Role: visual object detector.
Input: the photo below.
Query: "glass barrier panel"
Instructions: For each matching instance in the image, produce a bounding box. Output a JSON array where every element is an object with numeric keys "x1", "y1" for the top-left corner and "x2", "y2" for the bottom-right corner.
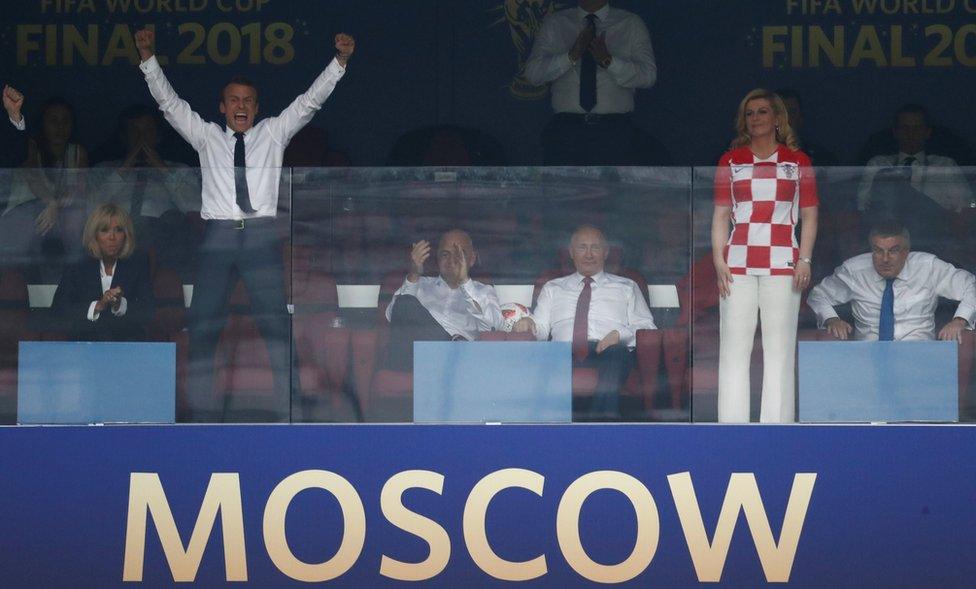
[
  {"x1": 0, "y1": 166, "x2": 293, "y2": 425},
  {"x1": 290, "y1": 166, "x2": 693, "y2": 424},
  {"x1": 691, "y1": 164, "x2": 976, "y2": 424}
]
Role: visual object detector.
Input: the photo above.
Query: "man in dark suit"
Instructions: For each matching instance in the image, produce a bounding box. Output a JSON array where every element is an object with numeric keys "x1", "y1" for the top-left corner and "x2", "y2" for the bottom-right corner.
[{"x1": 52, "y1": 204, "x2": 155, "y2": 341}]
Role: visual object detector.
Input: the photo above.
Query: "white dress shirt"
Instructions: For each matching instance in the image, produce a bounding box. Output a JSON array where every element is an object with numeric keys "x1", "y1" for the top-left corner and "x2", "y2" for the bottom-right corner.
[
  {"x1": 857, "y1": 151, "x2": 974, "y2": 212},
  {"x1": 386, "y1": 276, "x2": 504, "y2": 341},
  {"x1": 807, "y1": 251, "x2": 976, "y2": 341},
  {"x1": 9, "y1": 116, "x2": 25, "y2": 131},
  {"x1": 94, "y1": 160, "x2": 200, "y2": 217},
  {"x1": 524, "y1": 4, "x2": 656, "y2": 114},
  {"x1": 87, "y1": 260, "x2": 128, "y2": 321},
  {"x1": 532, "y1": 271, "x2": 656, "y2": 349},
  {"x1": 140, "y1": 55, "x2": 345, "y2": 220}
]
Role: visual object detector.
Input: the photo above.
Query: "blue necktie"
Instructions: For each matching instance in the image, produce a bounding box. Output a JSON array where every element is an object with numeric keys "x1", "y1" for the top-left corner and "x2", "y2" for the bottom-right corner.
[{"x1": 879, "y1": 278, "x2": 895, "y2": 341}]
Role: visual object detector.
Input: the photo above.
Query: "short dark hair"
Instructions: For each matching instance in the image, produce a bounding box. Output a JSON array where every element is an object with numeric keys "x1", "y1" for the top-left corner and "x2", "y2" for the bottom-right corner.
[
  {"x1": 893, "y1": 103, "x2": 930, "y2": 127},
  {"x1": 221, "y1": 76, "x2": 259, "y2": 103},
  {"x1": 869, "y1": 218, "x2": 911, "y2": 245},
  {"x1": 775, "y1": 87, "x2": 802, "y2": 110}
]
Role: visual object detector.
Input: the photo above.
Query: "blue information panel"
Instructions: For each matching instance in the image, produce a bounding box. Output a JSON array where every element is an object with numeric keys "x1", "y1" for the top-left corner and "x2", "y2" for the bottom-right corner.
[
  {"x1": 0, "y1": 424, "x2": 974, "y2": 587},
  {"x1": 18, "y1": 341, "x2": 176, "y2": 424},
  {"x1": 798, "y1": 341, "x2": 958, "y2": 422},
  {"x1": 413, "y1": 341, "x2": 571, "y2": 423}
]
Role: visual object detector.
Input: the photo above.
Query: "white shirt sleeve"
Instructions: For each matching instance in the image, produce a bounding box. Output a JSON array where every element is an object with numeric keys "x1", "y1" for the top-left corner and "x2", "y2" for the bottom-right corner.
[
  {"x1": 605, "y1": 18, "x2": 657, "y2": 89},
  {"x1": 808, "y1": 266, "x2": 855, "y2": 328},
  {"x1": 140, "y1": 56, "x2": 212, "y2": 151},
  {"x1": 524, "y1": 16, "x2": 575, "y2": 86},
  {"x1": 87, "y1": 301, "x2": 100, "y2": 322},
  {"x1": 385, "y1": 278, "x2": 420, "y2": 322},
  {"x1": 618, "y1": 280, "x2": 656, "y2": 347},
  {"x1": 462, "y1": 281, "x2": 504, "y2": 332},
  {"x1": 931, "y1": 259, "x2": 976, "y2": 327},
  {"x1": 9, "y1": 116, "x2": 25, "y2": 131},
  {"x1": 265, "y1": 59, "x2": 346, "y2": 146},
  {"x1": 531, "y1": 283, "x2": 554, "y2": 341},
  {"x1": 113, "y1": 297, "x2": 128, "y2": 317}
]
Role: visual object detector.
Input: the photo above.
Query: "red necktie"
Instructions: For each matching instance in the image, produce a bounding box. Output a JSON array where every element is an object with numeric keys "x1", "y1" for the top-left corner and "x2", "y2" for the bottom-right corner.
[{"x1": 573, "y1": 277, "x2": 593, "y2": 362}]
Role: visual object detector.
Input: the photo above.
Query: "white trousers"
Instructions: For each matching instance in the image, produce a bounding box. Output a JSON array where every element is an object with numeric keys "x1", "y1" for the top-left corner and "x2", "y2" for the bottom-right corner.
[{"x1": 718, "y1": 275, "x2": 800, "y2": 423}]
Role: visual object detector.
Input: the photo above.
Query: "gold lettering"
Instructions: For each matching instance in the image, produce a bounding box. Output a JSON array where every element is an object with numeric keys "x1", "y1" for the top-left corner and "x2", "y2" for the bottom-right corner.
[
  {"x1": 849, "y1": 25, "x2": 888, "y2": 66},
  {"x1": 122, "y1": 473, "x2": 247, "y2": 582},
  {"x1": 379, "y1": 470, "x2": 451, "y2": 582},
  {"x1": 556, "y1": 471, "x2": 659, "y2": 584},
  {"x1": 809, "y1": 26, "x2": 844, "y2": 67},
  {"x1": 890, "y1": 25, "x2": 917, "y2": 66},
  {"x1": 668, "y1": 472, "x2": 816, "y2": 583},
  {"x1": 763, "y1": 26, "x2": 788, "y2": 68},
  {"x1": 16, "y1": 25, "x2": 42, "y2": 66},
  {"x1": 62, "y1": 24, "x2": 97, "y2": 66},
  {"x1": 463, "y1": 468, "x2": 547, "y2": 582},
  {"x1": 262, "y1": 470, "x2": 366, "y2": 583}
]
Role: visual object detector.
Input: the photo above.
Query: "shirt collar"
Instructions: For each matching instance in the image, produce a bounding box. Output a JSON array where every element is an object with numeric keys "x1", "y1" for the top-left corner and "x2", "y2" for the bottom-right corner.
[
  {"x1": 897, "y1": 151, "x2": 924, "y2": 163},
  {"x1": 99, "y1": 259, "x2": 116, "y2": 279},
  {"x1": 574, "y1": 270, "x2": 606, "y2": 286},
  {"x1": 225, "y1": 126, "x2": 250, "y2": 138},
  {"x1": 577, "y1": 3, "x2": 610, "y2": 21}
]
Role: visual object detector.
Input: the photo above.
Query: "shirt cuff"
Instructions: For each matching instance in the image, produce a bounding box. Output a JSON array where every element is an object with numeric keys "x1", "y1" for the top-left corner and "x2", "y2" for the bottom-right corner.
[
  {"x1": 139, "y1": 55, "x2": 160, "y2": 74},
  {"x1": 88, "y1": 301, "x2": 100, "y2": 322},
  {"x1": 953, "y1": 304, "x2": 976, "y2": 329},
  {"x1": 617, "y1": 327, "x2": 636, "y2": 349},
  {"x1": 112, "y1": 297, "x2": 128, "y2": 317},
  {"x1": 816, "y1": 309, "x2": 840, "y2": 330},
  {"x1": 9, "y1": 116, "x2": 25, "y2": 131},
  {"x1": 327, "y1": 57, "x2": 347, "y2": 77},
  {"x1": 398, "y1": 279, "x2": 419, "y2": 297}
]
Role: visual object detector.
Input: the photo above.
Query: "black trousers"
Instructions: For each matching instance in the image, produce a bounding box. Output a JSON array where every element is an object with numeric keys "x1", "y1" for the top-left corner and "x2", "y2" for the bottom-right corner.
[
  {"x1": 575, "y1": 341, "x2": 634, "y2": 418},
  {"x1": 386, "y1": 295, "x2": 453, "y2": 372},
  {"x1": 542, "y1": 113, "x2": 634, "y2": 166},
  {"x1": 186, "y1": 218, "x2": 290, "y2": 419}
]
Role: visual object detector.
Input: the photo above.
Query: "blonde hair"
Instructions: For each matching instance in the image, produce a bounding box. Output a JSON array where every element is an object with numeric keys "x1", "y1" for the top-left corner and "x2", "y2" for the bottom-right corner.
[
  {"x1": 730, "y1": 88, "x2": 799, "y2": 151},
  {"x1": 82, "y1": 203, "x2": 136, "y2": 260}
]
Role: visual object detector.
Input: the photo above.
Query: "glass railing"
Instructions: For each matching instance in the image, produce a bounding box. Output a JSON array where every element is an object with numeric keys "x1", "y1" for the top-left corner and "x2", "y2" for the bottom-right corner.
[{"x1": 1, "y1": 165, "x2": 973, "y2": 424}]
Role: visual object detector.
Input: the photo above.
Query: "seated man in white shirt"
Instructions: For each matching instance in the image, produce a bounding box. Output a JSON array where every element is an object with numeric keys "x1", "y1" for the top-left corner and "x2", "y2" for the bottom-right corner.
[
  {"x1": 385, "y1": 229, "x2": 503, "y2": 371},
  {"x1": 857, "y1": 104, "x2": 973, "y2": 213},
  {"x1": 807, "y1": 219, "x2": 976, "y2": 342},
  {"x1": 514, "y1": 225, "x2": 656, "y2": 418}
]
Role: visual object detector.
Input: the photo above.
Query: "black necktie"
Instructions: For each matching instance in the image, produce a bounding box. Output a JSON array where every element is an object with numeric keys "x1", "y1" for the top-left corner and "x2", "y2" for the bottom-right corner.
[
  {"x1": 131, "y1": 166, "x2": 148, "y2": 218},
  {"x1": 234, "y1": 132, "x2": 255, "y2": 213},
  {"x1": 579, "y1": 14, "x2": 597, "y2": 113}
]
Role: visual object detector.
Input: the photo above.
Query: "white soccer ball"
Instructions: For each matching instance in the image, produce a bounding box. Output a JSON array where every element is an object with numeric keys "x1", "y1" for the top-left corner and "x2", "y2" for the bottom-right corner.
[{"x1": 500, "y1": 302, "x2": 531, "y2": 332}]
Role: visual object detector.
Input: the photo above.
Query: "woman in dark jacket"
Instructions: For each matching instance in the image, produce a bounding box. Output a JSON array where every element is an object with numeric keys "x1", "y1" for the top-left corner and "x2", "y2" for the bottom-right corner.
[{"x1": 52, "y1": 203, "x2": 154, "y2": 341}]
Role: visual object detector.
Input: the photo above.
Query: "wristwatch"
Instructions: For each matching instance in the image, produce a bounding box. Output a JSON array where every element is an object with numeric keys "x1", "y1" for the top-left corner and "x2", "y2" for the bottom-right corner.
[
  {"x1": 798, "y1": 257, "x2": 812, "y2": 265},
  {"x1": 600, "y1": 56, "x2": 612, "y2": 68}
]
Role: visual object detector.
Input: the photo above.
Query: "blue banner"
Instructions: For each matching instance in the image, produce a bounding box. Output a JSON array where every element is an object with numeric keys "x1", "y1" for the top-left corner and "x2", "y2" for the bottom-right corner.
[
  {"x1": 1, "y1": 424, "x2": 974, "y2": 587},
  {"x1": 3, "y1": 1, "x2": 975, "y2": 165}
]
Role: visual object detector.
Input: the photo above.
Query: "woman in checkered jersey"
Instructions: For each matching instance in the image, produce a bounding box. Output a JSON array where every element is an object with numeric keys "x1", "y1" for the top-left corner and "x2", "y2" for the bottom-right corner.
[{"x1": 711, "y1": 88, "x2": 819, "y2": 423}]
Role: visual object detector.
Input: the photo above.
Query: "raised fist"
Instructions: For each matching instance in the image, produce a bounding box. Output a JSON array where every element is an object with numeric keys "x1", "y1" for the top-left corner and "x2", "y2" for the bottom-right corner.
[
  {"x1": 334, "y1": 33, "x2": 355, "y2": 65},
  {"x1": 135, "y1": 29, "x2": 155, "y2": 60}
]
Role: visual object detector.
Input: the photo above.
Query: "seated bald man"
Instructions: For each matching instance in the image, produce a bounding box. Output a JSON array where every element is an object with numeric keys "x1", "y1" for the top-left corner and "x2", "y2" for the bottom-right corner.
[
  {"x1": 807, "y1": 219, "x2": 976, "y2": 342},
  {"x1": 515, "y1": 225, "x2": 656, "y2": 418},
  {"x1": 385, "y1": 229, "x2": 504, "y2": 371}
]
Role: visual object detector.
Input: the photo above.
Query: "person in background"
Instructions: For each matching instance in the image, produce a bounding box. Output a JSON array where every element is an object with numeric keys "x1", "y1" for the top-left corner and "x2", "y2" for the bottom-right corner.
[
  {"x1": 857, "y1": 104, "x2": 973, "y2": 214},
  {"x1": 525, "y1": 0, "x2": 656, "y2": 165},
  {"x1": 1, "y1": 97, "x2": 89, "y2": 267},
  {"x1": 712, "y1": 88, "x2": 819, "y2": 424},
  {"x1": 94, "y1": 104, "x2": 198, "y2": 267}
]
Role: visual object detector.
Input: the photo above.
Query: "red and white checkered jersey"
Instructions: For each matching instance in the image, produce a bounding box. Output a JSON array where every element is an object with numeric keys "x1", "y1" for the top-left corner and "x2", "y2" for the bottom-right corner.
[{"x1": 714, "y1": 145, "x2": 819, "y2": 276}]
